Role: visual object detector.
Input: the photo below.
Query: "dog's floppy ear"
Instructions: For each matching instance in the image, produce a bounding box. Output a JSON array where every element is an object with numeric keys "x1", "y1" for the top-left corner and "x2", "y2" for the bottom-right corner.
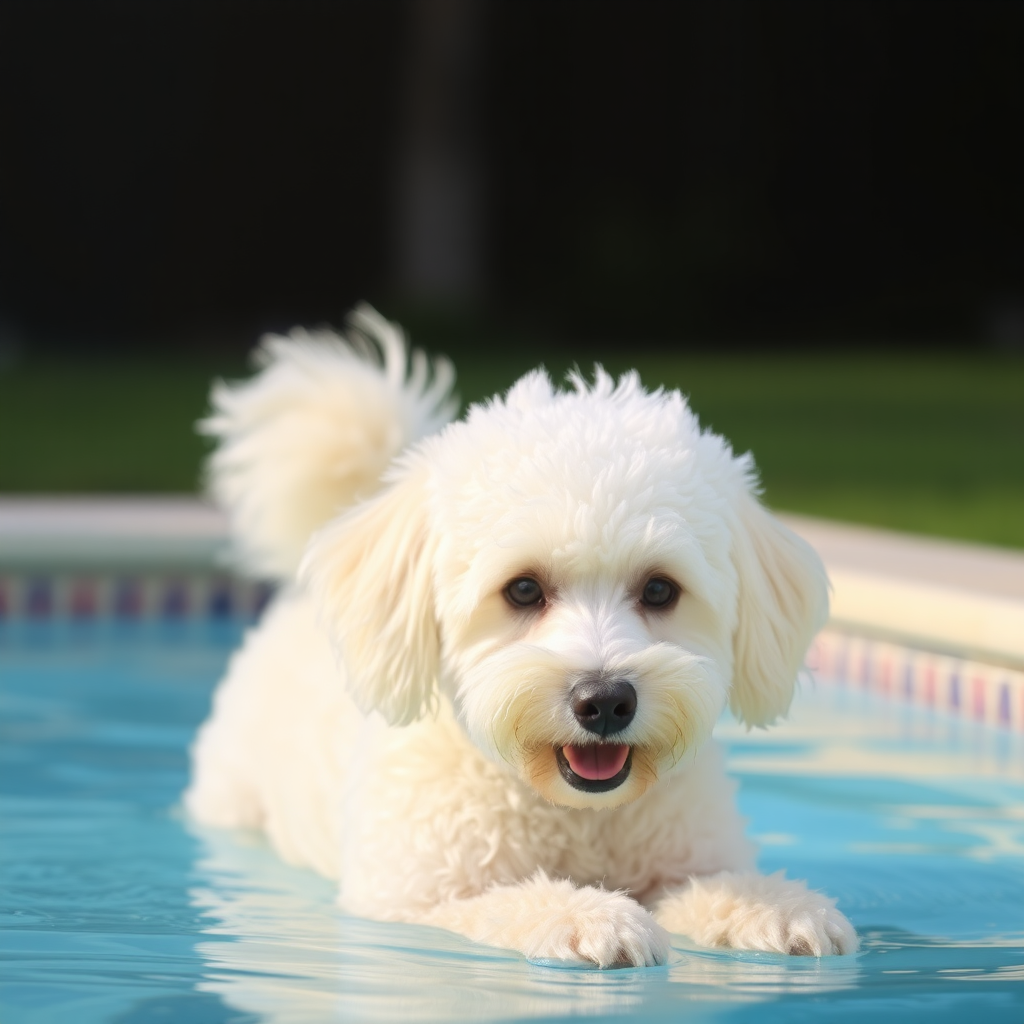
[
  {"x1": 729, "y1": 487, "x2": 829, "y2": 727},
  {"x1": 300, "y1": 461, "x2": 439, "y2": 726}
]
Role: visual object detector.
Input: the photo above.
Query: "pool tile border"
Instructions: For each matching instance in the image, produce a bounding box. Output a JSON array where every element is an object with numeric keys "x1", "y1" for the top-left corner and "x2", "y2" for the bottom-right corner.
[
  {"x1": 809, "y1": 628, "x2": 1024, "y2": 733},
  {"x1": 3, "y1": 571, "x2": 1022, "y2": 733},
  {"x1": 0, "y1": 570, "x2": 273, "y2": 622}
]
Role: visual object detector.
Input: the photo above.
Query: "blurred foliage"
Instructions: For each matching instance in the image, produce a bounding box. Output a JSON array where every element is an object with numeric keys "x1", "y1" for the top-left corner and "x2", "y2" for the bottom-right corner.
[
  {"x1": 1, "y1": 347, "x2": 1021, "y2": 549},
  {"x1": 0, "y1": 355, "x2": 247, "y2": 493}
]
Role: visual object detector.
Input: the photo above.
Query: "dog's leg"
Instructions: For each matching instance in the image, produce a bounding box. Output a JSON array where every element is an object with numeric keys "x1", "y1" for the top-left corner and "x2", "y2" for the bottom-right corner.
[
  {"x1": 652, "y1": 871, "x2": 858, "y2": 956},
  {"x1": 420, "y1": 871, "x2": 669, "y2": 968}
]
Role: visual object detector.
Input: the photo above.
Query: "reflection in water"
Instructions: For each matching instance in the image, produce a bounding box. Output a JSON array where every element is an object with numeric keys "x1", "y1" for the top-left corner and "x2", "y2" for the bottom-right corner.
[
  {"x1": 187, "y1": 823, "x2": 860, "y2": 1023},
  {"x1": 666, "y1": 945, "x2": 861, "y2": 999},
  {"x1": 717, "y1": 683, "x2": 1024, "y2": 784}
]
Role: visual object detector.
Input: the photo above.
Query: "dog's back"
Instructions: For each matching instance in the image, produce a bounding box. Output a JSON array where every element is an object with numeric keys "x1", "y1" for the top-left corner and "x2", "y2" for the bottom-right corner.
[{"x1": 202, "y1": 305, "x2": 457, "y2": 580}]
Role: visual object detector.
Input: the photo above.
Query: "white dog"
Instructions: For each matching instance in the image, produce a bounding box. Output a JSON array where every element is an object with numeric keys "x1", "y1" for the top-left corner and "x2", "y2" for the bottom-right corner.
[{"x1": 185, "y1": 306, "x2": 858, "y2": 967}]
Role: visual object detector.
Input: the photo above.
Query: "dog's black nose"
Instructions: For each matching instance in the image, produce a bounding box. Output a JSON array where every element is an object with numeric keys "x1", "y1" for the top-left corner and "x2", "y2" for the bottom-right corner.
[{"x1": 569, "y1": 678, "x2": 637, "y2": 736}]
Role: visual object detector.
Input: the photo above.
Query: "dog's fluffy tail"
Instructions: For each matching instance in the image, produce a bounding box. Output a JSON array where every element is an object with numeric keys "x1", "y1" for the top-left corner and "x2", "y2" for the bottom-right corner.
[{"x1": 201, "y1": 304, "x2": 457, "y2": 580}]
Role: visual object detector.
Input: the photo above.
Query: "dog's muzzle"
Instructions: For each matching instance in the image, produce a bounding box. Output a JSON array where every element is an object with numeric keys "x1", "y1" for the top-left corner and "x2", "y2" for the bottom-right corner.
[{"x1": 558, "y1": 677, "x2": 636, "y2": 791}]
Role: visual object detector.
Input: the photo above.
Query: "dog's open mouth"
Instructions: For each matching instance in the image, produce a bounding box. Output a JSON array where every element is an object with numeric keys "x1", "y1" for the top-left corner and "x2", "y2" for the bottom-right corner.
[{"x1": 556, "y1": 743, "x2": 632, "y2": 792}]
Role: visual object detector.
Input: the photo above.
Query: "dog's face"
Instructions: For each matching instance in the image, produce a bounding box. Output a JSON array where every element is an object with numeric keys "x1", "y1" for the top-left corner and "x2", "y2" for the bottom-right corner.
[{"x1": 304, "y1": 370, "x2": 828, "y2": 810}]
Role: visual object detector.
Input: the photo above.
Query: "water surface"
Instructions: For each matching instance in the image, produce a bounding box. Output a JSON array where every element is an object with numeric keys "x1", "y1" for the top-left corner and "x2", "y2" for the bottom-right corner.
[{"x1": 1, "y1": 620, "x2": 1022, "y2": 1022}]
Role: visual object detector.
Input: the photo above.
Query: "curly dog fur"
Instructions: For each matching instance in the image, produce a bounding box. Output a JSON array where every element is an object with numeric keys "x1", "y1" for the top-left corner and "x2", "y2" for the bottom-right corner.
[{"x1": 185, "y1": 306, "x2": 857, "y2": 966}]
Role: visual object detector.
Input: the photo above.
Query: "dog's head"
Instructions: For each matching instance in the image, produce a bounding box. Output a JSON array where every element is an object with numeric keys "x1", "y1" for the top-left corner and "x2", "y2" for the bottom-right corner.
[{"x1": 303, "y1": 369, "x2": 828, "y2": 809}]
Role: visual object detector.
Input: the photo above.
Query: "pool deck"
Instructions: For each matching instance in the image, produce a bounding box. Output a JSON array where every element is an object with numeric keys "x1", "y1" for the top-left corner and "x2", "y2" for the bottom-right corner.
[
  {"x1": 1, "y1": 496, "x2": 1023, "y2": 670},
  {"x1": 0, "y1": 496, "x2": 227, "y2": 568},
  {"x1": 782, "y1": 513, "x2": 1024, "y2": 669}
]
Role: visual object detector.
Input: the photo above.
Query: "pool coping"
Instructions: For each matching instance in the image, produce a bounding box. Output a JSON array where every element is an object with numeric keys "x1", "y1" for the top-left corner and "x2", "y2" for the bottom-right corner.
[
  {"x1": 0, "y1": 496, "x2": 229, "y2": 569},
  {"x1": 781, "y1": 513, "x2": 1024, "y2": 672}
]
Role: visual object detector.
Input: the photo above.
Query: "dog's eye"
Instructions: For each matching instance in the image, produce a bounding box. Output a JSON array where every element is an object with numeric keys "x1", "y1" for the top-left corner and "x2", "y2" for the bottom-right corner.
[
  {"x1": 641, "y1": 577, "x2": 677, "y2": 608},
  {"x1": 505, "y1": 577, "x2": 544, "y2": 608}
]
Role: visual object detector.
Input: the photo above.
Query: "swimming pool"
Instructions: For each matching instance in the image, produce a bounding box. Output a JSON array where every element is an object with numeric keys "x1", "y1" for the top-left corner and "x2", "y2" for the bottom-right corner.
[{"x1": 1, "y1": 618, "x2": 1022, "y2": 1023}]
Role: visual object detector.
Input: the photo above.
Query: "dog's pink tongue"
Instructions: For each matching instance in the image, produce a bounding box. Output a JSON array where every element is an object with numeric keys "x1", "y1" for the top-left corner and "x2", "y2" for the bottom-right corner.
[{"x1": 563, "y1": 744, "x2": 629, "y2": 780}]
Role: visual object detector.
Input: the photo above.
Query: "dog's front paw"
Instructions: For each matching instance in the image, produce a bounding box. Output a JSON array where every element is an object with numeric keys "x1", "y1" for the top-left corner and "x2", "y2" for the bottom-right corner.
[
  {"x1": 426, "y1": 874, "x2": 669, "y2": 968},
  {"x1": 654, "y1": 871, "x2": 858, "y2": 956},
  {"x1": 531, "y1": 883, "x2": 670, "y2": 968}
]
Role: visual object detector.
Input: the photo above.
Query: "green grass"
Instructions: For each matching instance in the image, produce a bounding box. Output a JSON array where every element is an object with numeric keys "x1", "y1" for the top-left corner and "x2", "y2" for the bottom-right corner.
[
  {"x1": 0, "y1": 355, "x2": 248, "y2": 493},
  {"x1": 2, "y1": 347, "x2": 1022, "y2": 549}
]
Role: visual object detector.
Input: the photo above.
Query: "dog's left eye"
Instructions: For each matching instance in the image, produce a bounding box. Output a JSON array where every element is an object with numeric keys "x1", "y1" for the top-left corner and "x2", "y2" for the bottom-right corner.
[
  {"x1": 505, "y1": 577, "x2": 544, "y2": 607},
  {"x1": 641, "y1": 577, "x2": 677, "y2": 608}
]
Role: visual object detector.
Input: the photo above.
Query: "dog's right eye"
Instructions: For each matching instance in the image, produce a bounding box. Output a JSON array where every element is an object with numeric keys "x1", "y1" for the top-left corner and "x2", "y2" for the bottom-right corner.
[{"x1": 505, "y1": 577, "x2": 544, "y2": 608}]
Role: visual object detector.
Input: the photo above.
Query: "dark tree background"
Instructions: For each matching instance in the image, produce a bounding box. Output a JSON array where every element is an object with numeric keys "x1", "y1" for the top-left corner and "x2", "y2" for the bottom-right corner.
[{"x1": 1, "y1": 0, "x2": 1022, "y2": 353}]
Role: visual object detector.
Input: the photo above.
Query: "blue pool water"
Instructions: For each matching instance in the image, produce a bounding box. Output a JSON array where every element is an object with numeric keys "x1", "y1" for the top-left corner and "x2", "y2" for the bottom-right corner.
[{"x1": 1, "y1": 620, "x2": 1022, "y2": 1023}]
